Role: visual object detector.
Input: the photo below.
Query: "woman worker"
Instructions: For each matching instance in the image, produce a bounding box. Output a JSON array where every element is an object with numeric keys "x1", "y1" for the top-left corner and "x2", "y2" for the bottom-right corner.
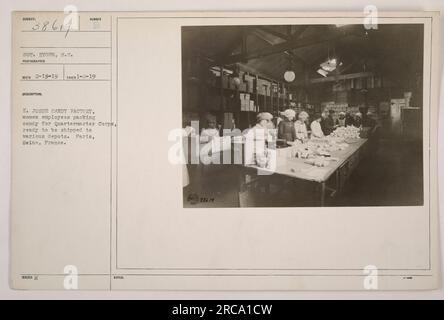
[
  {"x1": 277, "y1": 109, "x2": 296, "y2": 142},
  {"x1": 320, "y1": 110, "x2": 334, "y2": 136},
  {"x1": 200, "y1": 113, "x2": 220, "y2": 143},
  {"x1": 253, "y1": 112, "x2": 274, "y2": 132},
  {"x1": 244, "y1": 112, "x2": 274, "y2": 167},
  {"x1": 353, "y1": 112, "x2": 363, "y2": 128},
  {"x1": 336, "y1": 112, "x2": 346, "y2": 127},
  {"x1": 345, "y1": 112, "x2": 355, "y2": 126},
  {"x1": 294, "y1": 111, "x2": 309, "y2": 142},
  {"x1": 310, "y1": 112, "x2": 324, "y2": 138}
]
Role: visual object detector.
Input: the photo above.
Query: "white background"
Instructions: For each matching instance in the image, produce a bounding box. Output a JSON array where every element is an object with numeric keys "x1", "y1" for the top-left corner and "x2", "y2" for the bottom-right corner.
[{"x1": 0, "y1": 0, "x2": 443, "y2": 299}]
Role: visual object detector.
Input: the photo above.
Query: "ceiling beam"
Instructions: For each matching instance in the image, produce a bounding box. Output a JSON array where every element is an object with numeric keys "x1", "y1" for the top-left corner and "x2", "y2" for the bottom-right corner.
[
  {"x1": 309, "y1": 71, "x2": 374, "y2": 84},
  {"x1": 221, "y1": 29, "x2": 357, "y2": 65},
  {"x1": 284, "y1": 26, "x2": 309, "y2": 67},
  {"x1": 249, "y1": 29, "x2": 306, "y2": 67}
]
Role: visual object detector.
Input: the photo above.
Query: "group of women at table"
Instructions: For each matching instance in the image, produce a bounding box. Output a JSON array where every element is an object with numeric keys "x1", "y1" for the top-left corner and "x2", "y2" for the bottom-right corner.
[
  {"x1": 191, "y1": 107, "x2": 374, "y2": 145},
  {"x1": 276, "y1": 108, "x2": 362, "y2": 143},
  {"x1": 182, "y1": 108, "x2": 374, "y2": 186}
]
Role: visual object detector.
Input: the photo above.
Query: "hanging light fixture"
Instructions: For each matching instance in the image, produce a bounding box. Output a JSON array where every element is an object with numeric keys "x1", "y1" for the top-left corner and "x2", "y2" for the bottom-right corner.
[
  {"x1": 320, "y1": 58, "x2": 338, "y2": 72},
  {"x1": 316, "y1": 46, "x2": 340, "y2": 76},
  {"x1": 317, "y1": 68, "x2": 328, "y2": 77},
  {"x1": 284, "y1": 55, "x2": 296, "y2": 82},
  {"x1": 284, "y1": 70, "x2": 296, "y2": 82}
]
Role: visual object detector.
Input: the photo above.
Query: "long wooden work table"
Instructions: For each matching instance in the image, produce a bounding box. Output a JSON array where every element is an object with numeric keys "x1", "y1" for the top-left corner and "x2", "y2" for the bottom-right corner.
[
  {"x1": 184, "y1": 136, "x2": 368, "y2": 207},
  {"x1": 241, "y1": 138, "x2": 368, "y2": 206}
]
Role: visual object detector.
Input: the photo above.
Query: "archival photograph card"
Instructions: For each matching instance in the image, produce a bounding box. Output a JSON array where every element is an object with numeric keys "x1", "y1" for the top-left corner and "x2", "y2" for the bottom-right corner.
[{"x1": 10, "y1": 11, "x2": 440, "y2": 290}]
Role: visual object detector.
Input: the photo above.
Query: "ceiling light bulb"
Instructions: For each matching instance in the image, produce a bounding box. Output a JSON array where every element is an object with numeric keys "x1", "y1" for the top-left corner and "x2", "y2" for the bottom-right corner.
[{"x1": 284, "y1": 70, "x2": 296, "y2": 82}]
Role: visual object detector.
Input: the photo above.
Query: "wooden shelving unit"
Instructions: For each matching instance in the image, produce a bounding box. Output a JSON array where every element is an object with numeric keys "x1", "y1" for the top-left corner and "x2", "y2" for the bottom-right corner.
[{"x1": 183, "y1": 56, "x2": 293, "y2": 130}]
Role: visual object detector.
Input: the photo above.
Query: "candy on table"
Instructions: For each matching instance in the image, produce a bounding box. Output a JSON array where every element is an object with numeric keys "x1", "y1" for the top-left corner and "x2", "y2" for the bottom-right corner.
[
  {"x1": 329, "y1": 125, "x2": 360, "y2": 139},
  {"x1": 306, "y1": 156, "x2": 330, "y2": 167}
]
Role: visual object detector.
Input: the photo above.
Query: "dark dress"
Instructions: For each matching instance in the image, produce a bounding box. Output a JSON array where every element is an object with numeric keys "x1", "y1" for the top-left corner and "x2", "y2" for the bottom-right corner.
[
  {"x1": 278, "y1": 119, "x2": 296, "y2": 142},
  {"x1": 345, "y1": 115, "x2": 354, "y2": 127},
  {"x1": 354, "y1": 118, "x2": 362, "y2": 128},
  {"x1": 320, "y1": 117, "x2": 335, "y2": 136}
]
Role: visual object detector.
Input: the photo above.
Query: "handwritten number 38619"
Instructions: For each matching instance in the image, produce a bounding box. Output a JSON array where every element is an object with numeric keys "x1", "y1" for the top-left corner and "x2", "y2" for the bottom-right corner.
[{"x1": 31, "y1": 19, "x2": 72, "y2": 38}]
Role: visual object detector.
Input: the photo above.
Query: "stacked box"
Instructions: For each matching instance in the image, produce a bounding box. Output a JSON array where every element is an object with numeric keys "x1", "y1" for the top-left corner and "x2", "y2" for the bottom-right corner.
[
  {"x1": 240, "y1": 93, "x2": 251, "y2": 111},
  {"x1": 247, "y1": 77, "x2": 255, "y2": 93},
  {"x1": 249, "y1": 100, "x2": 255, "y2": 111},
  {"x1": 240, "y1": 93, "x2": 246, "y2": 111},
  {"x1": 256, "y1": 79, "x2": 263, "y2": 94}
]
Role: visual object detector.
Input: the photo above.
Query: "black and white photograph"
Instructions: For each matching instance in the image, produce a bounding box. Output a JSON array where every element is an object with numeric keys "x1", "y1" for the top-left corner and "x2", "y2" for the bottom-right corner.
[
  {"x1": 182, "y1": 23, "x2": 424, "y2": 208},
  {"x1": 6, "y1": 7, "x2": 441, "y2": 295}
]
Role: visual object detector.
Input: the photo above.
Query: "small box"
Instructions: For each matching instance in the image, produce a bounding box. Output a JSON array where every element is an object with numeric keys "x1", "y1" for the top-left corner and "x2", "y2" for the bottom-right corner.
[
  {"x1": 249, "y1": 100, "x2": 255, "y2": 111},
  {"x1": 248, "y1": 79, "x2": 255, "y2": 93},
  {"x1": 240, "y1": 100, "x2": 247, "y2": 111}
]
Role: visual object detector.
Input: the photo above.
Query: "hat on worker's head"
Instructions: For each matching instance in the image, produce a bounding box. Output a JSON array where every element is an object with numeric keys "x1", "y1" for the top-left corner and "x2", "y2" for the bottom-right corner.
[
  {"x1": 257, "y1": 112, "x2": 273, "y2": 122},
  {"x1": 298, "y1": 111, "x2": 309, "y2": 120},
  {"x1": 281, "y1": 109, "x2": 296, "y2": 120}
]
